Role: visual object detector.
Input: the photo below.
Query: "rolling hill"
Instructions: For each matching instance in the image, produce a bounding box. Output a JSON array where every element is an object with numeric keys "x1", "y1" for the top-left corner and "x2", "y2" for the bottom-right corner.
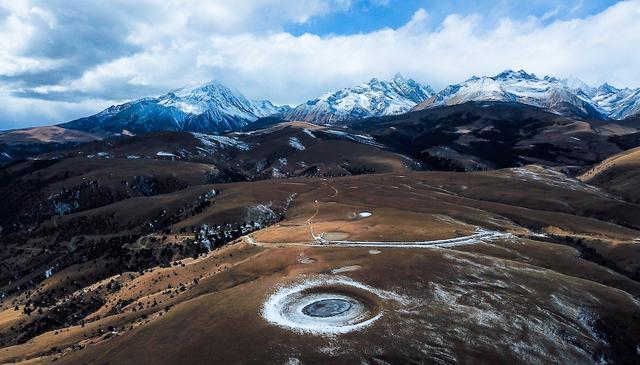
[{"x1": 579, "y1": 146, "x2": 640, "y2": 203}]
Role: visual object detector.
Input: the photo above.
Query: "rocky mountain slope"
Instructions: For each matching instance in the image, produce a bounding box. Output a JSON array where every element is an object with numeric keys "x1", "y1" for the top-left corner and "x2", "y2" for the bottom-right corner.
[
  {"x1": 588, "y1": 83, "x2": 640, "y2": 120},
  {"x1": 61, "y1": 81, "x2": 290, "y2": 135},
  {"x1": 280, "y1": 74, "x2": 434, "y2": 124},
  {"x1": 351, "y1": 101, "x2": 640, "y2": 171},
  {"x1": 413, "y1": 70, "x2": 640, "y2": 120}
]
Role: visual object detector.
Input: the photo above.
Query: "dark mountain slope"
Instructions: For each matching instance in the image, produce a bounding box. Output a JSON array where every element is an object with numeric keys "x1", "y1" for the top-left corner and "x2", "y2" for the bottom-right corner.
[{"x1": 348, "y1": 101, "x2": 640, "y2": 171}]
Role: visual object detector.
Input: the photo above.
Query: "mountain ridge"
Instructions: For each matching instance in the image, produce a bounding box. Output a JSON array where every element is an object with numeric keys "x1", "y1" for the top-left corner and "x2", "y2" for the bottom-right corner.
[
  {"x1": 60, "y1": 81, "x2": 289, "y2": 135},
  {"x1": 412, "y1": 70, "x2": 620, "y2": 120},
  {"x1": 58, "y1": 70, "x2": 640, "y2": 136},
  {"x1": 281, "y1": 73, "x2": 434, "y2": 124}
]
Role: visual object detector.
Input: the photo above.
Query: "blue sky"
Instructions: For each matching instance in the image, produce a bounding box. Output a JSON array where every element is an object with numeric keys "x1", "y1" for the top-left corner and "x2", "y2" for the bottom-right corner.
[
  {"x1": 286, "y1": 1, "x2": 618, "y2": 36},
  {"x1": 0, "y1": 0, "x2": 637, "y2": 129}
]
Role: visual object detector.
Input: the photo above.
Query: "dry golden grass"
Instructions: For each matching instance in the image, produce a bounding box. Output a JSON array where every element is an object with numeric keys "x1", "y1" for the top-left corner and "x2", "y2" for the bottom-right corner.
[{"x1": 3, "y1": 168, "x2": 640, "y2": 364}]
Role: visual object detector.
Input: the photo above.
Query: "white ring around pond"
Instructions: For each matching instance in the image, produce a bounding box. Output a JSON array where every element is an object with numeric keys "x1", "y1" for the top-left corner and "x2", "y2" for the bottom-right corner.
[{"x1": 262, "y1": 277, "x2": 396, "y2": 335}]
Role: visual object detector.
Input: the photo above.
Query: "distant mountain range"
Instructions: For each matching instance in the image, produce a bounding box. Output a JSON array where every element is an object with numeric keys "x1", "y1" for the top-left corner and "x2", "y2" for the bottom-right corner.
[
  {"x1": 58, "y1": 70, "x2": 640, "y2": 135},
  {"x1": 413, "y1": 70, "x2": 640, "y2": 120}
]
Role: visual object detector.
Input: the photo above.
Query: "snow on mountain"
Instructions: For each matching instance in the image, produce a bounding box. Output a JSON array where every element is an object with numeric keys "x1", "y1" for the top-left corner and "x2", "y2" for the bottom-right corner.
[
  {"x1": 282, "y1": 74, "x2": 434, "y2": 124},
  {"x1": 62, "y1": 81, "x2": 289, "y2": 134},
  {"x1": 589, "y1": 83, "x2": 627, "y2": 112},
  {"x1": 414, "y1": 70, "x2": 606, "y2": 119},
  {"x1": 612, "y1": 89, "x2": 640, "y2": 120},
  {"x1": 60, "y1": 72, "x2": 640, "y2": 135},
  {"x1": 588, "y1": 84, "x2": 640, "y2": 120},
  {"x1": 192, "y1": 132, "x2": 251, "y2": 152},
  {"x1": 252, "y1": 99, "x2": 292, "y2": 117}
]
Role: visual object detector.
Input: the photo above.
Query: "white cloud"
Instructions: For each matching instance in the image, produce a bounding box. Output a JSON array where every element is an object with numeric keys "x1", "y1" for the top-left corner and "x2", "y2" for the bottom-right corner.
[
  {"x1": 151, "y1": 1, "x2": 640, "y2": 103},
  {"x1": 0, "y1": 93, "x2": 111, "y2": 130},
  {"x1": 0, "y1": 0, "x2": 639, "y2": 127}
]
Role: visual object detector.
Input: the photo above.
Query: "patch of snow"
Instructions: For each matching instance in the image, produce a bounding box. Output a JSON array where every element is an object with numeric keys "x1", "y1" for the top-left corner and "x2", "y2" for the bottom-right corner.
[
  {"x1": 192, "y1": 132, "x2": 251, "y2": 153},
  {"x1": 246, "y1": 203, "x2": 278, "y2": 224},
  {"x1": 86, "y1": 152, "x2": 108, "y2": 159},
  {"x1": 156, "y1": 151, "x2": 176, "y2": 157},
  {"x1": 322, "y1": 129, "x2": 384, "y2": 148},
  {"x1": 289, "y1": 137, "x2": 305, "y2": 151},
  {"x1": 54, "y1": 202, "x2": 74, "y2": 215},
  {"x1": 44, "y1": 267, "x2": 54, "y2": 278},
  {"x1": 529, "y1": 232, "x2": 549, "y2": 238},
  {"x1": 271, "y1": 168, "x2": 286, "y2": 178},
  {"x1": 297, "y1": 254, "x2": 315, "y2": 264},
  {"x1": 550, "y1": 294, "x2": 608, "y2": 346},
  {"x1": 331, "y1": 265, "x2": 361, "y2": 274},
  {"x1": 512, "y1": 166, "x2": 606, "y2": 196},
  {"x1": 303, "y1": 128, "x2": 316, "y2": 138}
]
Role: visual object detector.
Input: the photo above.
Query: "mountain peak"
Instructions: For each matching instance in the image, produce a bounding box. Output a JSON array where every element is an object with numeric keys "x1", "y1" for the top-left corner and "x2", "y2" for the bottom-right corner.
[
  {"x1": 419, "y1": 70, "x2": 607, "y2": 120},
  {"x1": 169, "y1": 80, "x2": 239, "y2": 98},
  {"x1": 561, "y1": 76, "x2": 592, "y2": 93},
  {"x1": 494, "y1": 69, "x2": 537, "y2": 81},
  {"x1": 597, "y1": 82, "x2": 619, "y2": 93},
  {"x1": 393, "y1": 73, "x2": 407, "y2": 83},
  {"x1": 62, "y1": 79, "x2": 280, "y2": 134},
  {"x1": 282, "y1": 75, "x2": 434, "y2": 124}
]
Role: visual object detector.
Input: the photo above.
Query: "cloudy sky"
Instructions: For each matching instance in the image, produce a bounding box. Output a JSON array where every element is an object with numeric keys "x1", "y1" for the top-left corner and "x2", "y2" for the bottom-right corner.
[{"x1": 1, "y1": 0, "x2": 638, "y2": 129}]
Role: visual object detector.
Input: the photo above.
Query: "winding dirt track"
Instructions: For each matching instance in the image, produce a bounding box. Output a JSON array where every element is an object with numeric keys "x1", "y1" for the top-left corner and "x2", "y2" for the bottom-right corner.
[
  {"x1": 249, "y1": 181, "x2": 514, "y2": 250},
  {"x1": 314, "y1": 228, "x2": 513, "y2": 248}
]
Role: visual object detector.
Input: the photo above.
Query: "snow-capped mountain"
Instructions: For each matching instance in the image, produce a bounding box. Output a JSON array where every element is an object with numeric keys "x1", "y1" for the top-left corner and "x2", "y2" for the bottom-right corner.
[
  {"x1": 587, "y1": 84, "x2": 640, "y2": 120},
  {"x1": 62, "y1": 81, "x2": 290, "y2": 134},
  {"x1": 413, "y1": 70, "x2": 606, "y2": 119},
  {"x1": 282, "y1": 74, "x2": 434, "y2": 124},
  {"x1": 60, "y1": 72, "x2": 640, "y2": 136}
]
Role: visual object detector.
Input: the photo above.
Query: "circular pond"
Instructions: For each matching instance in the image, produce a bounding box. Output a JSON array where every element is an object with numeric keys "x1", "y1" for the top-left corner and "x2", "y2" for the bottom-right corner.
[
  {"x1": 302, "y1": 298, "x2": 354, "y2": 317},
  {"x1": 262, "y1": 278, "x2": 384, "y2": 335}
]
